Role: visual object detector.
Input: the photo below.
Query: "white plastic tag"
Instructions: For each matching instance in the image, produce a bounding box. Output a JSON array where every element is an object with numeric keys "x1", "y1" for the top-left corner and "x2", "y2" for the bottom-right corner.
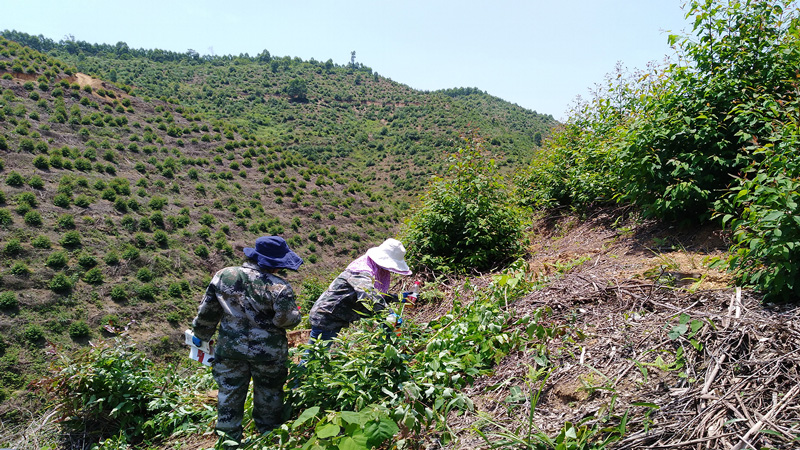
[{"x1": 184, "y1": 329, "x2": 215, "y2": 366}]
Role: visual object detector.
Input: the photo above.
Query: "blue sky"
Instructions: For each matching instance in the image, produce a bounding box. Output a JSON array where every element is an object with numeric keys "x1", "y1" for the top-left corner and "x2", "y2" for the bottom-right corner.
[{"x1": 1, "y1": 0, "x2": 690, "y2": 120}]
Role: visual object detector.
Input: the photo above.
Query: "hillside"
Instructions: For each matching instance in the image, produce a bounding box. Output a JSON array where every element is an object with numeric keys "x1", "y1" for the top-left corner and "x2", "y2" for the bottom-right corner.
[
  {"x1": 0, "y1": 34, "x2": 555, "y2": 428},
  {"x1": 443, "y1": 209, "x2": 799, "y2": 449},
  {"x1": 6, "y1": 207, "x2": 798, "y2": 450},
  {"x1": 1, "y1": 30, "x2": 554, "y2": 176},
  {"x1": 5, "y1": 5, "x2": 798, "y2": 447}
]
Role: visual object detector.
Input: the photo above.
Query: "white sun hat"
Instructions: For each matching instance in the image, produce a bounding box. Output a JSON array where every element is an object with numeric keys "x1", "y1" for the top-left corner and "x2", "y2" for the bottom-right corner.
[{"x1": 366, "y1": 238, "x2": 412, "y2": 275}]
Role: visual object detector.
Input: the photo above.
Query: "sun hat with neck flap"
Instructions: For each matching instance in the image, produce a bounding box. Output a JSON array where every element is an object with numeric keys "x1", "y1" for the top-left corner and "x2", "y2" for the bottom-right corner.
[
  {"x1": 366, "y1": 238, "x2": 412, "y2": 275},
  {"x1": 244, "y1": 236, "x2": 303, "y2": 271}
]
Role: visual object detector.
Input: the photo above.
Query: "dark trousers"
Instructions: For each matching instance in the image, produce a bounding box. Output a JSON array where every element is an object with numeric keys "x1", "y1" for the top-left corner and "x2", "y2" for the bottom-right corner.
[
  {"x1": 212, "y1": 357, "x2": 288, "y2": 442},
  {"x1": 308, "y1": 326, "x2": 340, "y2": 344}
]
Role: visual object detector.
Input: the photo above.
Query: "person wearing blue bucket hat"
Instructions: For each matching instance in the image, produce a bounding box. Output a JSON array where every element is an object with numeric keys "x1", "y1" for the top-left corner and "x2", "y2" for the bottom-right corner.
[{"x1": 191, "y1": 236, "x2": 302, "y2": 445}]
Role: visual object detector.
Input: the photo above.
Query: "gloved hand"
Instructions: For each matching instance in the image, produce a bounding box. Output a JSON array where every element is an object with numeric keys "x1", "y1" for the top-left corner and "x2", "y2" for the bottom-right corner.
[{"x1": 192, "y1": 336, "x2": 202, "y2": 347}]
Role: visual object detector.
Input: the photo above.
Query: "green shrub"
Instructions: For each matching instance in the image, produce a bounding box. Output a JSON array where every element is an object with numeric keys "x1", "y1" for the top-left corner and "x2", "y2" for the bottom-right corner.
[
  {"x1": 298, "y1": 277, "x2": 327, "y2": 314},
  {"x1": 60, "y1": 230, "x2": 82, "y2": 247},
  {"x1": 149, "y1": 211, "x2": 164, "y2": 229},
  {"x1": 9, "y1": 262, "x2": 30, "y2": 276},
  {"x1": 23, "y1": 324, "x2": 44, "y2": 342},
  {"x1": 83, "y1": 267, "x2": 104, "y2": 285},
  {"x1": 101, "y1": 188, "x2": 116, "y2": 201},
  {"x1": 196, "y1": 226, "x2": 211, "y2": 240},
  {"x1": 23, "y1": 210, "x2": 42, "y2": 226},
  {"x1": 6, "y1": 171, "x2": 25, "y2": 187},
  {"x1": 120, "y1": 215, "x2": 137, "y2": 232},
  {"x1": 0, "y1": 208, "x2": 11, "y2": 227},
  {"x1": 121, "y1": 245, "x2": 140, "y2": 260},
  {"x1": 77, "y1": 252, "x2": 98, "y2": 268},
  {"x1": 3, "y1": 238, "x2": 22, "y2": 256},
  {"x1": 136, "y1": 267, "x2": 154, "y2": 282},
  {"x1": 49, "y1": 153, "x2": 63, "y2": 169},
  {"x1": 113, "y1": 197, "x2": 128, "y2": 212},
  {"x1": 133, "y1": 232, "x2": 148, "y2": 248},
  {"x1": 0, "y1": 291, "x2": 18, "y2": 309},
  {"x1": 716, "y1": 124, "x2": 800, "y2": 301},
  {"x1": 68, "y1": 320, "x2": 91, "y2": 338},
  {"x1": 198, "y1": 213, "x2": 215, "y2": 226},
  {"x1": 194, "y1": 244, "x2": 209, "y2": 258},
  {"x1": 31, "y1": 235, "x2": 51, "y2": 249},
  {"x1": 104, "y1": 251, "x2": 120, "y2": 266},
  {"x1": 49, "y1": 273, "x2": 73, "y2": 293},
  {"x1": 137, "y1": 284, "x2": 157, "y2": 301},
  {"x1": 167, "y1": 283, "x2": 183, "y2": 298},
  {"x1": 53, "y1": 193, "x2": 71, "y2": 208},
  {"x1": 110, "y1": 285, "x2": 127, "y2": 302},
  {"x1": 28, "y1": 174, "x2": 44, "y2": 189},
  {"x1": 16, "y1": 191, "x2": 37, "y2": 208},
  {"x1": 19, "y1": 139, "x2": 35, "y2": 152},
  {"x1": 47, "y1": 250, "x2": 69, "y2": 269},
  {"x1": 45, "y1": 340, "x2": 160, "y2": 443},
  {"x1": 74, "y1": 194, "x2": 91, "y2": 208},
  {"x1": 165, "y1": 311, "x2": 181, "y2": 324},
  {"x1": 153, "y1": 229, "x2": 168, "y2": 248},
  {"x1": 57, "y1": 214, "x2": 76, "y2": 229},
  {"x1": 148, "y1": 196, "x2": 167, "y2": 210},
  {"x1": 15, "y1": 203, "x2": 31, "y2": 216},
  {"x1": 402, "y1": 132, "x2": 527, "y2": 273},
  {"x1": 32, "y1": 155, "x2": 49, "y2": 170}
]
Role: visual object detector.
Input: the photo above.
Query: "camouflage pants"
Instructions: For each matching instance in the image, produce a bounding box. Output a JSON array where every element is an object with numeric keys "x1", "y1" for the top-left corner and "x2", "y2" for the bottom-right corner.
[{"x1": 212, "y1": 357, "x2": 288, "y2": 441}]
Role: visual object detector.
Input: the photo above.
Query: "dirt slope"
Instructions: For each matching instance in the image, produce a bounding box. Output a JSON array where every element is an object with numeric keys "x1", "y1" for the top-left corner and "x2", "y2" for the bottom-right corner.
[{"x1": 430, "y1": 208, "x2": 800, "y2": 450}]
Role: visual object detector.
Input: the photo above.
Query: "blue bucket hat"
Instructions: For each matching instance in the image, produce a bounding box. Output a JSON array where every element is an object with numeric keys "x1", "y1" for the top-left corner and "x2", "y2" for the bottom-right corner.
[{"x1": 244, "y1": 236, "x2": 303, "y2": 271}]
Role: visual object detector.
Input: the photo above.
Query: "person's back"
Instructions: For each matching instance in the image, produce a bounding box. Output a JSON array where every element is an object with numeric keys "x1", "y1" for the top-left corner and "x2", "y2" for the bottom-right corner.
[
  {"x1": 309, "y1": 269, "x2": 386, "y2": 331},
  {"x1": 307, "y1": 238, "x2": 412, "y2": 342},
  {"x1": 191, "y1": 236, "x2": 303, "y2": 446},
  {"x1": 194, "y1": 263, "x2": 300, "y2": 361}
]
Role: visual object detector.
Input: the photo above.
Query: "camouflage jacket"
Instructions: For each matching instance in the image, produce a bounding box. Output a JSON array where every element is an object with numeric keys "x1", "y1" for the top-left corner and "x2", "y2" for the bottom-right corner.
[
  {"x1": 309, "y1": 270, "x2": 396, "y2": 331},
  {"x1": 192, "y1": 262, "x2": 301, "y2": 361}
]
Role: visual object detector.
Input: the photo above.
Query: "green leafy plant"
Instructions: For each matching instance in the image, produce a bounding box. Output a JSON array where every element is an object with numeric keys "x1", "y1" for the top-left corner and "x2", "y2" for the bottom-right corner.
[
  {"x1": 60, "y1": 230, "x2": 82, "y2": 247},
  {"x1": 49, "y1": 273, "x2": 73, "y2": 293},
  {"x1": 83, "y1": 267, "x2": 104, "y2": 285},
  {"x1": 31, "y1": 235, "x2": 51, "y2": 249},
  {"x1": 68, "y1": 320, "x2": 91, "y2": 338},
  {"x1": 0, "y1": 208, "x2": 11, "y2": 227},
  {"x1": 44, "y1": 338, "x2": 216, "y2": 446},
  {"x1": 9, "y1": 262, "x2": 30, "y2": 276},
  {"x1": 270, "y1": 404, "x2": 400, "y2": 450},
  {"x1": 5, "y1": 171, "x2": 24, "y2": 187},
  {"x1": 23, "y1": 210, "x2": 42, "y2": 226},
  {"x1": 46, "y1": 250, "x2": 69, "y2": 269},
  {"x1": 403, "y1": 131, "x2": 527, "y2": 273},
  {"x1": 23, "y1": 324, "x2": 44, "y2": 342},
  {"x1": 3, "y1": 238, "x2": 22, "y2": 256},
  {"x1": 716, "y1": 127, "x2": 800, "y2": 300},
  {"x1": 0, "y1": 291, "x2": 18, "y2": 310}
]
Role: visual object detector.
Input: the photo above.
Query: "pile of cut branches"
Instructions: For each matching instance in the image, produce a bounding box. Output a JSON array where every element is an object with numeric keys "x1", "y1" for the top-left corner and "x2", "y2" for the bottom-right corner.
[{"x1": 450, "y1": 268, "x2": 800, "y2": 450}]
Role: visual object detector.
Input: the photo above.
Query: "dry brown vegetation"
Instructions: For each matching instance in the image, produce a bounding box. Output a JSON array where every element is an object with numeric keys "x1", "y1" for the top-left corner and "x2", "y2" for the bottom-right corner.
[{"x1": 402, "y1": 209, "x2": 800, "y2": 449}]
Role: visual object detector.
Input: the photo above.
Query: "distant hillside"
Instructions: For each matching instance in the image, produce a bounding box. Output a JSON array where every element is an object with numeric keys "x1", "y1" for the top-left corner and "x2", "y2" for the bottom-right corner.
[
  {"x1": 2, "y1": 30, "x2": 554, "y2": 178},
  {"x1": 0, "y1": 33, "x2": 555, "y2": 424}
]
